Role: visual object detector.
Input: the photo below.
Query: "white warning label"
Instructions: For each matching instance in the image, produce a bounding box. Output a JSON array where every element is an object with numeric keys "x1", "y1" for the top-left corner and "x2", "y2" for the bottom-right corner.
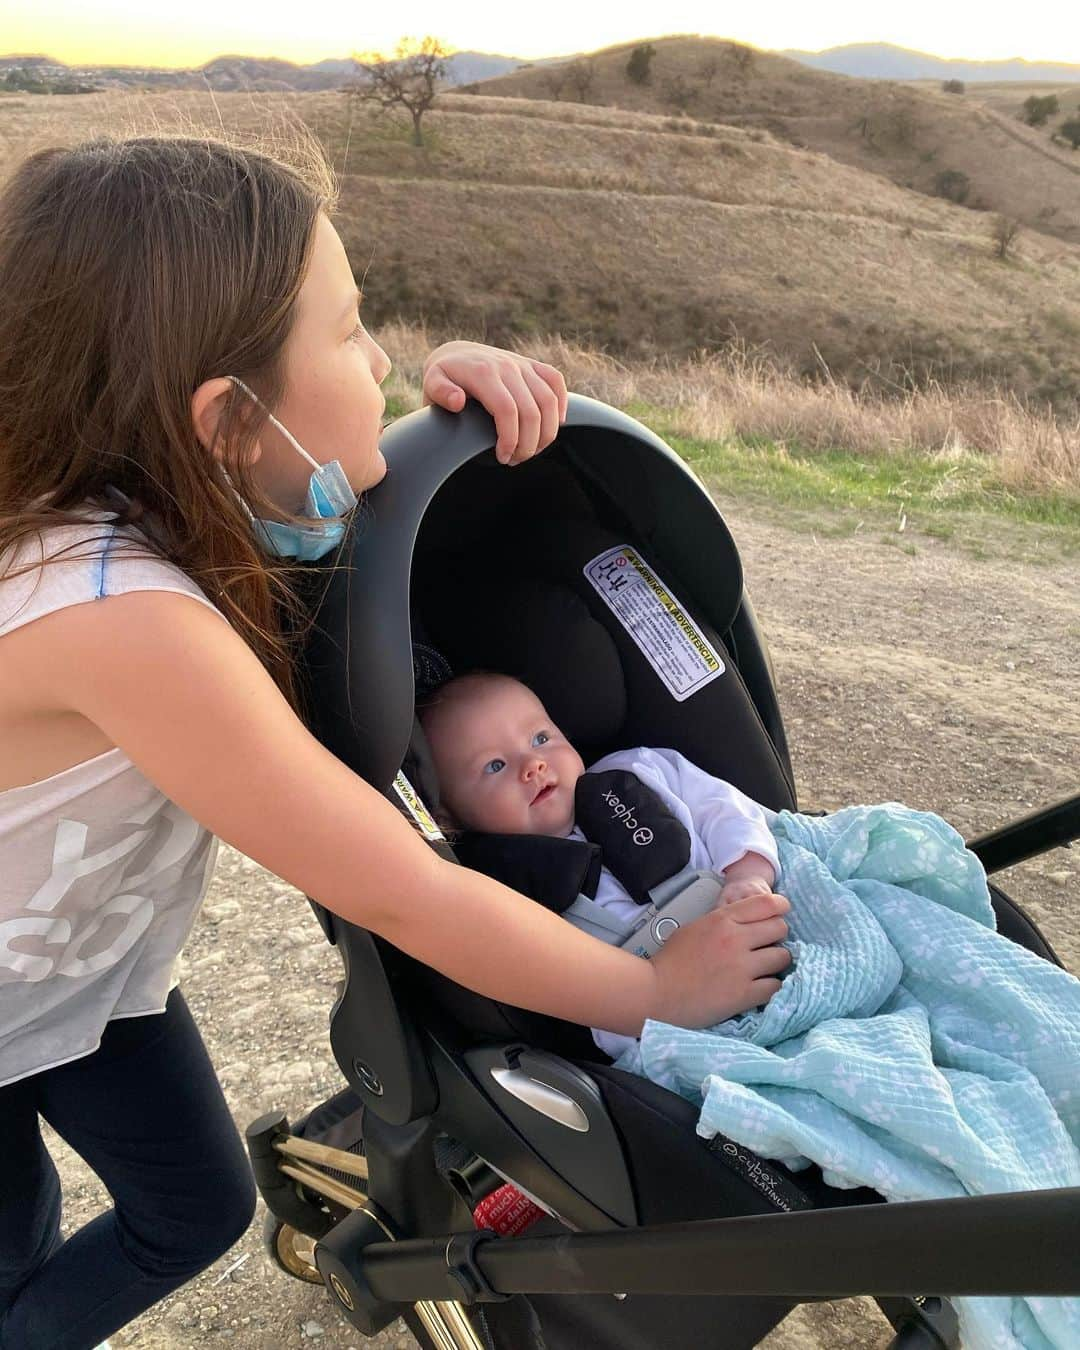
[
  {"x1": 584, "y1": 545, "x2": 725, "y2": 702},
  {"x1": 392, "y1": 771, "x2": 445, "y2": 842}
]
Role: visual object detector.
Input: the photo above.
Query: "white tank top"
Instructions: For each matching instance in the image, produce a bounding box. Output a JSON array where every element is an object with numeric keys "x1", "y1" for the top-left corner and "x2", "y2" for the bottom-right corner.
[{"x1": 0, "y1": 514, "x2": 225, "y2": 1086}]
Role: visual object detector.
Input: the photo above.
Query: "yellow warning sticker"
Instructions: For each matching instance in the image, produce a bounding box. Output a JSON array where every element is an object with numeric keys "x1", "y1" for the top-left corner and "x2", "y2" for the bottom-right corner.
[
  {"x1": 584, "y1": 545, "x2": 725, "y2": 702},
  {"x1": 392, "y1": 771, "x2": 445, "y2": 842}
]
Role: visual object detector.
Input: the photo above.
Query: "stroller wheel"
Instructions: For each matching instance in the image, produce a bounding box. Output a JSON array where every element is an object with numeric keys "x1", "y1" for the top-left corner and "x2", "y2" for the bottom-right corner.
[{"x1": 263, "y1": 1213, "x2": 323, "y2": 1283}]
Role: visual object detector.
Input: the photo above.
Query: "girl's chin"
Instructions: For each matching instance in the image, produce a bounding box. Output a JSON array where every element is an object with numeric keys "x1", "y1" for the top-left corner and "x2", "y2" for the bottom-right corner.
[{"x1": 358, "y1": 448, "x2": 387, "y2": 490}]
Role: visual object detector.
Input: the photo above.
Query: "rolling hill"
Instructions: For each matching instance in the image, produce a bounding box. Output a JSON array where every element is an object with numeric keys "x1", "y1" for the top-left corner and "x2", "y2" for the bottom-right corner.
[
  {"x1": 472, "y1": 35, "x2": 1080, "y2": 249},
  {"x1": 2, "y1": 83, "x2": 1079, "y2": 410}
]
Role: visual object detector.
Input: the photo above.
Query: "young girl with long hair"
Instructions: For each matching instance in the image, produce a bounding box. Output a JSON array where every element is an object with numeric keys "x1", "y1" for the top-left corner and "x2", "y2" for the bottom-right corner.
[{"x1": 0, "y1": 131, "x2": 790, "y2": 1349}]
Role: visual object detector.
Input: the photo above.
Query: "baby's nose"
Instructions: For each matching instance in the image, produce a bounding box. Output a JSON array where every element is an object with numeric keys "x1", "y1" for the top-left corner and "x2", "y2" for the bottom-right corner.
[{"x1": 523, "y1": 756, "x2": 546, "y2": 780}]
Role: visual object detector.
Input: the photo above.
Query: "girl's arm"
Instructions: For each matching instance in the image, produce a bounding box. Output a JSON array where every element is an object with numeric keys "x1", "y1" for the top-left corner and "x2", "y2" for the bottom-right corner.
[{"x1": 21, "y1": 592, "x2": 790, "y2": 1034}]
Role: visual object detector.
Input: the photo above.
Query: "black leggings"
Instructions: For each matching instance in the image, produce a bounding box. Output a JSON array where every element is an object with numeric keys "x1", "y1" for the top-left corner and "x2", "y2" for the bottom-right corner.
[{"x1": 0, "y1": 988, "x2": 256, "y2": 1350}]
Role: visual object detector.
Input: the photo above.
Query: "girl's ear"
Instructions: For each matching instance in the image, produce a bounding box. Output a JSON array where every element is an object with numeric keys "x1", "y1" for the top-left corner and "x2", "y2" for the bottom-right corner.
[{"x1": 191, "y1": 377, "x2": 262, "y2": 466}]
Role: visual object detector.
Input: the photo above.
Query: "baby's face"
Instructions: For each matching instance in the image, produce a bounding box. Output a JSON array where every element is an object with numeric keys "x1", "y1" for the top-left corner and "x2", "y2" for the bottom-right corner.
[{"x1": 425, "y1": 678, "x2": 585, "y2": 836}]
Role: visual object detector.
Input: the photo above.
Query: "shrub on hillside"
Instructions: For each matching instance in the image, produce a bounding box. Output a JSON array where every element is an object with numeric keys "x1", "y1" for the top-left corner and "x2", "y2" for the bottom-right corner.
[
  {"x1": 1058, "y1": 116, "x2": 1080, "y2": 150},
  {"x1": 942, "y1": 79, "x2": 965, "y2": 95},
  {"x1": 1021, "y1": 94, "x2": 1059, "y2": 127},
  {"x1": 626, "y1": 44, "x2": 657, "y2": 86},
  {"x1": 933, "y1": 169, "x2": 971, "y2": 204}
]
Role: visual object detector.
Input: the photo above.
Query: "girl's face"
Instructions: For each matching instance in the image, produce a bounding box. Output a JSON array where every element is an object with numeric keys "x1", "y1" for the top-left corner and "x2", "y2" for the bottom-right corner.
[{"x1": 255, "y1": 213, "x2": 392, "y2": 512}]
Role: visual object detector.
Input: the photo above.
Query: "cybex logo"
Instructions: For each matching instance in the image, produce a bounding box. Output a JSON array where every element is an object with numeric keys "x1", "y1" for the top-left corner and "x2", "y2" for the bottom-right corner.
[{"x1": 600, "y1": 789, "x2": 654, "y2": 846}]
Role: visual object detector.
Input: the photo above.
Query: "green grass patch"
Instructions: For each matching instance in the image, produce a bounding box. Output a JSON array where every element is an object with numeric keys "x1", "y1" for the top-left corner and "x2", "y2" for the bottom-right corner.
[{"x1": 622, "y1": 403, "x2": 1080, "y2": 562}]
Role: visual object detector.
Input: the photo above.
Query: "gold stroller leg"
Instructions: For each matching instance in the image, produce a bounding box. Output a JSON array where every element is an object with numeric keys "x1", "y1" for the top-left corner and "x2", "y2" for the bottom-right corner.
[{"x1": 272, "y1": 1141, "x2": 486, "y2": 1350}]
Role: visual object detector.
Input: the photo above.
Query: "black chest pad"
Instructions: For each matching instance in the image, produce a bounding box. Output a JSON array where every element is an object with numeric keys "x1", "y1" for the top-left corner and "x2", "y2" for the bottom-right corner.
[{"x1": 573, "y1": 769, "x2": 692, "y2": 905}]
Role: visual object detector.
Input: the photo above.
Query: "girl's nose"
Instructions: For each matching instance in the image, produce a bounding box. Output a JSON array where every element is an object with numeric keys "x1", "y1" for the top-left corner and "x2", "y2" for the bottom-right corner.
[
  {"x1": 523, "y1": 757, "x2": 546, "y2": 781},
  {"x1": 374, "y1": 342, "x2": 392, "y2": 386}
]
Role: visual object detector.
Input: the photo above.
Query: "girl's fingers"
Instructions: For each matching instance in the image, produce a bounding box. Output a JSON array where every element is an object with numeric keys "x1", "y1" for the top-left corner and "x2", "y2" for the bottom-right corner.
[
  {"x1": 492, "y1": 364, "x2": 540, "y2": 463},
  {"x1": 752, "y1": 944, "x2": 793, "y2": 977},
  {"x1": 422, "y1": 366, "x2": 467, "y2": 411},
  {"x1": 470, "y1": 378, "x2": 520, "y2": 463},
  {"x1": 529, "y1": 359, "x2": 569, "y2": 423},
  {"x1": 519, "y1": 363, "x2": 562, "y2": 458},
  {"x1": 746, "y1": 916, "x2": 791, "y2": 949},
  {"x1": 727, "y1": 891, "x2": 791, "y2": 923}
]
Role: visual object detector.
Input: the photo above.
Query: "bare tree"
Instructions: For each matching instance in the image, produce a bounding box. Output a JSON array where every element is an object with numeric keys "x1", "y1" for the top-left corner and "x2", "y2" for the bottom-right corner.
[
  {"x1": 662, "y1": 74, "x2": 695, "y2": 113},
  {"x1": 698, "y1": 54, "x2": 721, "y2": 88},
  {"x1": 541, "y1": 66, "x2": 568, "y2": 101},
  {"x1": 991, "y1": 214, "x2": 1021, "y2": 260},
  {"x1": 730, "y1": 43, "x2": 755, "y2": 75},
  {"x1": 350, "y1": 35, "x2": 449, "y2": 147},
  {"x1": 565, "y1": 57, "x2": 597, "y2": 103}
]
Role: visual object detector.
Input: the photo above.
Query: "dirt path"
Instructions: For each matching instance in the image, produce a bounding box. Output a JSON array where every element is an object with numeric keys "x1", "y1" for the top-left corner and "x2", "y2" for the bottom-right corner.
[{"x1": 52, "y1": 498, "x2": 1078, "y2": 1350}]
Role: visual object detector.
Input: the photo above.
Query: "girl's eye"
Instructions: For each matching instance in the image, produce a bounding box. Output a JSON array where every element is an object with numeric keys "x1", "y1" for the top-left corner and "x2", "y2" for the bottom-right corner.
[
  {"x1": 533, "y1": 731, "x2": 550, "y2": 747},
  {"x1": 483, "y1": 759, "x2": 506, "y2": 775}
]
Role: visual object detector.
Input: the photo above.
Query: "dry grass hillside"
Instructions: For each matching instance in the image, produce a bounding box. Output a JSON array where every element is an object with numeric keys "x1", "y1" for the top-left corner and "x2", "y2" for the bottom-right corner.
[
  {"x1": 3, "y1": 84, "x2": 1080, "y2": 411},
  {"x1": 476, "y1": 35, "x2": 1080, "y2": 248}
]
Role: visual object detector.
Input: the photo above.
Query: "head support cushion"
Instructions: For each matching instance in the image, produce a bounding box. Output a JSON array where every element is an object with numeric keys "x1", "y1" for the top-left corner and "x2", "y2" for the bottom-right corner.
[{"x1": 425, "y1": 576, "x2": 628, "y2": 750}]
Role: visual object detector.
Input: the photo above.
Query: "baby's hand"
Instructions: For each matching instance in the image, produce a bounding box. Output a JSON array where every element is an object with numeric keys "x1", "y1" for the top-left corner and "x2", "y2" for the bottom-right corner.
[
  {"x1": 421, "y1": 340, "x2": 568, "y2": 464},
  {"x1": 722, "y1": 876, "x2": 779, "y2": 905}
]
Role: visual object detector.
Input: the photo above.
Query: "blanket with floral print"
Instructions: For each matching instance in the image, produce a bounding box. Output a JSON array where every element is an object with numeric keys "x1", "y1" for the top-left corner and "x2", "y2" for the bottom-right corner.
[{"x1": 618, "y1": 803, "x2": 1080, "y2": 1349}]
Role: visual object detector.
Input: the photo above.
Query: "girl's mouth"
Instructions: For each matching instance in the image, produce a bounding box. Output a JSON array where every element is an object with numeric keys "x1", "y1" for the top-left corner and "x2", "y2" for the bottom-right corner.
[{"x1": 532, "y1": 784, "x2": 556, "y2": 806}]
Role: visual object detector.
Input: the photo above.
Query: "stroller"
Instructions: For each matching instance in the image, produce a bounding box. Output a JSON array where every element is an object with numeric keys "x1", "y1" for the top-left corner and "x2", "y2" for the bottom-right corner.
[{"x1": 246, "y1": 395, "x2": 1080, "y2": 1350}]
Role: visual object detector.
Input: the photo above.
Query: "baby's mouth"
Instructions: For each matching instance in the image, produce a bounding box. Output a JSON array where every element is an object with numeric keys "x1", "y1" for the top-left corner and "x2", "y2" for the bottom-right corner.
[{"x1": 531, "y1": 783, "x2": 557, "y2": 806}]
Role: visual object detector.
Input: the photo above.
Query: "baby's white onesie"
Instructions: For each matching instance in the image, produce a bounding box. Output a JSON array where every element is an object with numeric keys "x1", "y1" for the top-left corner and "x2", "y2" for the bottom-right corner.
[{"x1": 567, "y1": 746, "x2": 779, "y2": 1059}]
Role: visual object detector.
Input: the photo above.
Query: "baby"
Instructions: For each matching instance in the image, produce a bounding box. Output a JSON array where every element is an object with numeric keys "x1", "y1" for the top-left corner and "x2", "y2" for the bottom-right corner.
[{"x1": 420, "y1": 671, "x2": 788, "y2": 1056}]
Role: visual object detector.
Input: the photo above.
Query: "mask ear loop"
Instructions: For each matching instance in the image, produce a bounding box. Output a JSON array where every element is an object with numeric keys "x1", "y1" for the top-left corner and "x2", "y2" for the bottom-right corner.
[{"x1": 227, "y1": 375, "x2": 322, "y2": 473}]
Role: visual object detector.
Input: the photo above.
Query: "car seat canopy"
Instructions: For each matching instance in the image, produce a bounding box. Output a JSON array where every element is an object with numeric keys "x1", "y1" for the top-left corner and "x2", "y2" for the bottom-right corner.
[{"x1": 304, "y1": 395, "x2": 794, "y2": 814}]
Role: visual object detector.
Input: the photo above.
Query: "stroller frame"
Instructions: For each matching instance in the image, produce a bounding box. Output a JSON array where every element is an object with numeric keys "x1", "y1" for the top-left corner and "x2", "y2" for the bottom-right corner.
[{"x1": 247, "y1": 397, "x2": 1080, "y2": 1350}]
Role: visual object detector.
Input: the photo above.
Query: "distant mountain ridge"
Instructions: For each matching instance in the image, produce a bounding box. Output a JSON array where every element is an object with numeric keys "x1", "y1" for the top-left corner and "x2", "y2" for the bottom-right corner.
[
  {"x1": 780, "y1": 42, "x2": 1080, "y2": 83},
  {"x1": 0, "y1": 50, "x2": 534, "y2": 92},
  {"x1": 3, "y1": 42, "x2": 1075, "y2": 92}
]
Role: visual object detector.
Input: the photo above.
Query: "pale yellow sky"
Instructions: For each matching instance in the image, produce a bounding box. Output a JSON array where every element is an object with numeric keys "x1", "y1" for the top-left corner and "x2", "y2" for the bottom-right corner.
[{"x1": 1, "y1": 0, "x2": 1077, "y2": 69}]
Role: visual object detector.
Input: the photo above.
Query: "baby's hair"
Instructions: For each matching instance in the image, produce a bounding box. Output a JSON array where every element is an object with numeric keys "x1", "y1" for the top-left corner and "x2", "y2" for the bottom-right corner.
[
  {"x1": 417, "y1": 670, "x2": 531, "y2": 733},
  {"x1": 0, "y1": 126, "x2": 338, "y2": 707}
]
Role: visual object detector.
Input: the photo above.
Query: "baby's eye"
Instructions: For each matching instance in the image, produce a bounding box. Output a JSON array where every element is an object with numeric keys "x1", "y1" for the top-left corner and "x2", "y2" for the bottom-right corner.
[
  {"x1": 483, "y1": 758, "x2": 506, "y2": 775},
  {"x1": 532, "y1": 731, "x2": 550, "y2": 747},
  {"x1": 348, "y1": 321, "x2": 365, "y2": 344}
]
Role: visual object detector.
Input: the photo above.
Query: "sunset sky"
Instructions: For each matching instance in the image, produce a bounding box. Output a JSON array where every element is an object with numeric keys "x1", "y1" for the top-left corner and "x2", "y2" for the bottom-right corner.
[{"x1": 2, "y1": 0, "x2": 1077, "y2": 69}]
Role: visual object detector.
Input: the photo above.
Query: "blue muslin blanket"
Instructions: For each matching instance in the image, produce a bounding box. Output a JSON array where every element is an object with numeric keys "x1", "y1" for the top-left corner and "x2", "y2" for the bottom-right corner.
[{"x1": 616, "y1": 804, "x2": 1080, "y2": 1350}]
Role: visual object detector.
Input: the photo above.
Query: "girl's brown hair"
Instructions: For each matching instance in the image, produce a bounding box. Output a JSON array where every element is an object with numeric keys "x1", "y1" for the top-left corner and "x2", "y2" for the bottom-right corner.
[{"x1": 0, "y1": 132, "x2": 340, "y2": 706}]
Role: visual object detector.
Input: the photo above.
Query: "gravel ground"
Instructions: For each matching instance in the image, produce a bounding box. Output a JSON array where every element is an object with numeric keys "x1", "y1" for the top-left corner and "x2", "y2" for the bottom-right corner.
[{"x1": 49, "y1": 497, "x2": 1078, "y2": 1350}]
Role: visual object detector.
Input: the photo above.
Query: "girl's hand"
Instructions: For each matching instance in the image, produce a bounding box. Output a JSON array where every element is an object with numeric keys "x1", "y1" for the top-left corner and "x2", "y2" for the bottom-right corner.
[
  {"x1": 649, "y1": 892, "x2": 792, "y2": 1028},
  {"x1": 421, "y1": 340, "x2": 568, "y2": 465}
]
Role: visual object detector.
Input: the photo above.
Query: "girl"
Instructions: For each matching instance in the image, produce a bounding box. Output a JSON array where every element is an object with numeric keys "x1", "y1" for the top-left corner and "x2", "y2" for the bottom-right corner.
[{"x1": 0, "y1": 132, "x2": 790, "y2": 1349}]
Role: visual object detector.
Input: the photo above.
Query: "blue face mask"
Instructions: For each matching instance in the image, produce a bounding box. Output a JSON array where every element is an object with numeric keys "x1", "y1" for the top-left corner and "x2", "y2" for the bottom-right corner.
[{"x1": 227, "y1": 376, "x2": 358, "y2": 562}]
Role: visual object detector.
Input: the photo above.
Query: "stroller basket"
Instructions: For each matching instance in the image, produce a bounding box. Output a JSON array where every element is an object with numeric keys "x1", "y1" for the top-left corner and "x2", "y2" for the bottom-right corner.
[{"x1": 248, "y1": 396, "x2": 1080, "y2": 1350}]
